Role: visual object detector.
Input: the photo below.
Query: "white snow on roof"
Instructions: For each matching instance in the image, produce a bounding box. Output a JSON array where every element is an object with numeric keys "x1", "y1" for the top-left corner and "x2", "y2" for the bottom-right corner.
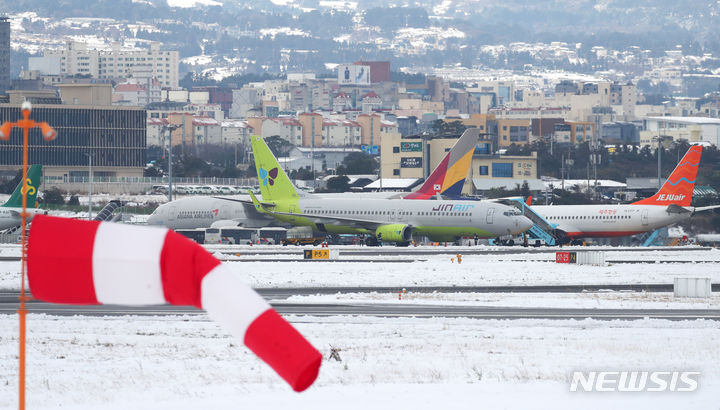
[
  {"x1": 364, "y1": 178, "x2": 420, "y2": 189},
  {"x1": 542, "y1": 178, "x2": 626, "y2": 189},
  {"x1": 167, "y1": 0, "x2": 222, "y2": 7},
  {"x1": 646, "y1": 116, "x2": 720, "y2": 125}
]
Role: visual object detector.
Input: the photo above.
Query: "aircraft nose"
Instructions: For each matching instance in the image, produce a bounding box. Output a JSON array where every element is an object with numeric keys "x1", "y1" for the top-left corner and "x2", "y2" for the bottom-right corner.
[
  {"x1": 516, "y1": 215, "x2": 534, "y2": 234},
  {"x1": 147, "y1": 209, "x2": 161, "y2": 225}
]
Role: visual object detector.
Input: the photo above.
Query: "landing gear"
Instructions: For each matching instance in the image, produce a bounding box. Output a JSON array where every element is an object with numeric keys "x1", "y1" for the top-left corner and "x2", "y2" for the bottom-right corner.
[{"x1": 365, "y1": 236, "x2": 379, "y2": 247}]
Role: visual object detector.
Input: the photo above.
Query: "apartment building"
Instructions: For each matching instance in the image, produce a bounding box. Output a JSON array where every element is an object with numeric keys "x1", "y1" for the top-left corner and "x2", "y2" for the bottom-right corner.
[
  {"x1": 0, "y1": 17, "x2": 9, "y2": 94},
  {"x1": 37, "y1": 41, "x2": 179, "y2": 88},
  {"x1": 640, "y1": 116, "x2": 720, "y2": 146}
]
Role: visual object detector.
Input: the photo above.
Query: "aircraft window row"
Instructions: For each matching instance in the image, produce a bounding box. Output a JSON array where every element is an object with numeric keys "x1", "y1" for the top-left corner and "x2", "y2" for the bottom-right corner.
[
  {"x1": 315, "y1": 210, "x2": 401, "y2": 216},
  {"x1": 310, "y1": 210, "x2": 473, "y2": 217},
  {"x1": 417, "y1": 212, "x2": 470, "y2": 216},
  {"x1": 545, "y1": 215, "x2": 631, "y2": 220}
]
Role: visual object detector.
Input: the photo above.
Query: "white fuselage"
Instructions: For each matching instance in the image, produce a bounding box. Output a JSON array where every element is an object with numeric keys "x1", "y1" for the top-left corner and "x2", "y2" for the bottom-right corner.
[
  {"x1": 533, "y1": 204, "x2": 690, "y2": 238},
  {"x1": 147, "y1": 196, "x2": 271, "y2": 229},
  {"x1": 285, "y1": 197, "x2": 533, "y2": 239},
  {"x1": 0, "y1": 208, "x2": 46, "y2": 230}
]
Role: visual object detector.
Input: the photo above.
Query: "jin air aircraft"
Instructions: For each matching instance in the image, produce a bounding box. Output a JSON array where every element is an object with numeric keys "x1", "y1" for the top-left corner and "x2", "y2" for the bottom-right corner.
[
  {"x1": 246, "y1": 135, "x2": 532, "y2": 244},
  {"x1": 147, "y1": 129, "x2": 483, "y2": 230}
]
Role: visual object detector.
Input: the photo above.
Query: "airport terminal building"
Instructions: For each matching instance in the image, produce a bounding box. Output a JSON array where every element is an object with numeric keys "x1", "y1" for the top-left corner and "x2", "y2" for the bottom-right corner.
[{"x1": 0, "y1": 104, "x2": 146, "y2": 180}]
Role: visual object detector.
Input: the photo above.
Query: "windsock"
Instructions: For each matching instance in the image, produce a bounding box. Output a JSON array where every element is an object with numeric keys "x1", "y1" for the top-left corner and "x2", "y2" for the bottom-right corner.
[{"x1": 27, "y1": 215, "x2": 321, "y2": 392}]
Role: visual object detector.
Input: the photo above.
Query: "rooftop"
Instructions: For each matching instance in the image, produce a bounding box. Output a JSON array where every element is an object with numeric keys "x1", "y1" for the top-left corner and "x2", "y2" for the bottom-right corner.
[{"x1": 646, "y1": 116, "x2": 720, "y2": 125}]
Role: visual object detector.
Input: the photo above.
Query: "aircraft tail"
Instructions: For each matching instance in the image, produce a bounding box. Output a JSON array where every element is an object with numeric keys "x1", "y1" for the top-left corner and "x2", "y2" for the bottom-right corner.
[
  {"x1": 250, "y1": 135, "x2": 301, "y2": 201},
  {"x1": 2, "y1": 165, "x2": 42, "y2": 208},
  {"x1": 404, "y1": 128, "x2": 480, "y2": 200},
  {"x1": 632, "y1": 145, "x2": 702, "y2": 207}
]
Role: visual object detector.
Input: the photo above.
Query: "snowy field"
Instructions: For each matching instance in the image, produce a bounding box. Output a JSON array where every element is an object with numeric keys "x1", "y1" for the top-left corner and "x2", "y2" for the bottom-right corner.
[
  {"x1": 2, "y1": 245, "x2": 719, "y2": 290},
  {"x1": 286, "y1": 291, "x2": 720, "y2": 309},
  {"x1": 0, "y1": 244, "x2": 719, "y2": 408},
  {"x1": 1, "y1": 315, "x2": 719, "y2": 409}
]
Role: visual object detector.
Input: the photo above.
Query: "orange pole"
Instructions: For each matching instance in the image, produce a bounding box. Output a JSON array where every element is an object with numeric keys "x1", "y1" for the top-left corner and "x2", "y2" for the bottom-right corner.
[
  {"x1": 0, "y1": 105, "x2": 55, "y2": 410},
  {"x1": 18, "y1": 108, "x2": 31, "y2": 410}
]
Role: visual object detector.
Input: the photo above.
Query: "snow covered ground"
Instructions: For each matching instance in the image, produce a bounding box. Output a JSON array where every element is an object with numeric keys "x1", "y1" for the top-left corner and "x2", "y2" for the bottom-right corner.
[
  {"x1": 218, "y1": 247, "x2": 720, "y2": 289},
  {"x1": 0, "y1": 245, "x2": 718, "y2": 408},
  {"x1": 2, "y1": 244, "x2": 719, "y2": 290},
  {"x1": 286, "y1": 291, "x2": 720, "y2": 309},
  {"x1": 0, "y1": 315, "x2": 718, "y2": 409}
]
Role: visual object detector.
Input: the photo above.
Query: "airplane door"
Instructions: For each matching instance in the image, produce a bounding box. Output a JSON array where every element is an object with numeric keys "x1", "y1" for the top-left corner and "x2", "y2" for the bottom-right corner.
[
  {"x1": 486, "y1": 207, "x2": 495, "y2": 224},
  {"x1": 167, "y1": 206, "x2": 176, "y2": 221},
  {"x1": 641, "y1": 209, "x2": 649, "y2": 226}
]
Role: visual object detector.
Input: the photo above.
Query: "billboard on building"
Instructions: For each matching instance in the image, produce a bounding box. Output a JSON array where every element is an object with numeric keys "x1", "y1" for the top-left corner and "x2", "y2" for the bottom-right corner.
[
  {"x1": 401, "y1": 157, "x2": 422, "y2": 168},
  {"x1": 400, "y1": 141, "x2": 422, "y2": 152},
  {"x1": 361, "y1": 145, "x2": 379, "y2": 155},
  {"x1": 338, "y1": 64, "x2": 370, "y2": 85}
]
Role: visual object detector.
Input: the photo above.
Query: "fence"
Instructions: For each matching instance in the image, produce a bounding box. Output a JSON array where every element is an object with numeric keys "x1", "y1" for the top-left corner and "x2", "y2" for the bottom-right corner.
[{"x1": 43, "y1": 176, "x2": 259, "y2": 195}]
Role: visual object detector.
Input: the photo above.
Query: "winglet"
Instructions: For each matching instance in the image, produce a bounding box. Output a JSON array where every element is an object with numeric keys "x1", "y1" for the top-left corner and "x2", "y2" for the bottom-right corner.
[
  {"x1": 525, "y1": 196, "x2": 532, "y2": 206},
  {"x1": 248, "y1": 190, "x2": 268, "y2": 214}
]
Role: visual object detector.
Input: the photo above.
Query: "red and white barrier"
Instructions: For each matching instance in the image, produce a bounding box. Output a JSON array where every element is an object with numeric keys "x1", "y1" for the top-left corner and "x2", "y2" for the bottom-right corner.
[{"x1": 27, "y1": 215, "x2": 321, "y2": 392}]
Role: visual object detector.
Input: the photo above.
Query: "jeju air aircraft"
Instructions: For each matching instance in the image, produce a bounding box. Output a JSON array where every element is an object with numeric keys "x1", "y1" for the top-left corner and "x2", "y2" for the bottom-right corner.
[
  {"x1": 247, "y1": 134, "x2": 533, "y2": 245},
  {"x1": 0, "y1": 165, "x2": 45, "y2": 230},
  {"x1": 532, "y1": 145, "x2": 720, "y2": 243}
]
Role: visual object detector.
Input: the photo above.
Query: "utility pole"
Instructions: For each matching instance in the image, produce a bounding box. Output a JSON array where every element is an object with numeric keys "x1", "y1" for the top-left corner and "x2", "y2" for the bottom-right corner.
[
  {"x1": 84, "y1": 152, "x2": 93, "y2": 219},
  {"x1": 657, "y1": 137, "x2": 662, "y2": 190},
  {"x1": 561, "y1": 153, "x2": 565, "y2": 191},
  {"x1": 163, "y1": 124, "x2": 180, "y2": 201}
]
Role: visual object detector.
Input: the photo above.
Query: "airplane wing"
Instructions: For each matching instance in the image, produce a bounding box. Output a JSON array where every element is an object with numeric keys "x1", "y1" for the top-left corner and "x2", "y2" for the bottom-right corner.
[
  {"x1": 265, "y1": 210, "x2": 386, "y2": 231},
  {"x1": 692, "y1": 204, "x2": 720, "y2": 213},
  {"x1": 212, "y1": 195, "x2": 276, "y2": 209},
  {"x1": 246, "y1": 191, "x2": 389, "y2": 231}
]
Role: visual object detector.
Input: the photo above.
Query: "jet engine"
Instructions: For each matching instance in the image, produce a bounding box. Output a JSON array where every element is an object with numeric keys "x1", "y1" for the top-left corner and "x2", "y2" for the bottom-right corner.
[{"x1": 375, "y1": 224, "x2": 413, "y2": 242}]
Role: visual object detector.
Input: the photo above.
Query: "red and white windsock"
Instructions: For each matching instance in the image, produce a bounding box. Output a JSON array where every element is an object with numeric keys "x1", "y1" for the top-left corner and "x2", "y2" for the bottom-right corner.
[{"x1": 27, "y1": 215, "x2": 321, "y2": 392}]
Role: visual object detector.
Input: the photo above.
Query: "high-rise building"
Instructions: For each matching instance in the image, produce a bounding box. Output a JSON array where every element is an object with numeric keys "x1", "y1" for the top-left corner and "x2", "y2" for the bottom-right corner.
[
  {"x1": 0, "y1": 17, "x2": 10, "y2": 94},
  {"x1": 37, "y1": 41, "x2": 180, "y2": 88},
  {"x1": 0, "y1": 104, "x2": 147, "y2": 178}
]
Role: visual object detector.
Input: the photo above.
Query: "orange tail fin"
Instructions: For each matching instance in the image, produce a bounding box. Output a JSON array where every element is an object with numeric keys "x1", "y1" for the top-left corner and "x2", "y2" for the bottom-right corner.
[{"x1": 632, "y1": 145, "x2": 702, "y2": 207}]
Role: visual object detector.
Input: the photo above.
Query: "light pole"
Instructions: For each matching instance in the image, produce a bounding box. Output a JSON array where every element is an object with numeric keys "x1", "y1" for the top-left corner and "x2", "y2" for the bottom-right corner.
[
  {"x1": 655, "y1": 135, "x2": 674, "y2": 190},
  {"x1": 0, "y1": 101, "x2": 56, "y2": 410},
  {"x1": 162, "y1": 124, "x2": 180, "y2": 201},
  {"x1": 83, "y1": 152, "x2": 94, "y2": 219}
]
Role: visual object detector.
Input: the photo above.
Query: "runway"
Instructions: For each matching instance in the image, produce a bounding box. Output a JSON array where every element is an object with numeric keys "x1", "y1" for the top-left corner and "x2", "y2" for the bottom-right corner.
[
  {"x1": 4, "y1": 283, "x2": 719, "y2": 302},
  {"x1": 1, "y1": 298, "x2": 718, "y2": 321}
]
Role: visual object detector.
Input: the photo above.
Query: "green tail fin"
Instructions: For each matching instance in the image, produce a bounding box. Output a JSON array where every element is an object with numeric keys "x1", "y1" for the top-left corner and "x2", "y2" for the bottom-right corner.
[
  {"x1": 3, "y1": 165, "x2": 43, "y2": 208},
  {"x1": 250, "y1": 135, "x2": 300, "y2": 201}
]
